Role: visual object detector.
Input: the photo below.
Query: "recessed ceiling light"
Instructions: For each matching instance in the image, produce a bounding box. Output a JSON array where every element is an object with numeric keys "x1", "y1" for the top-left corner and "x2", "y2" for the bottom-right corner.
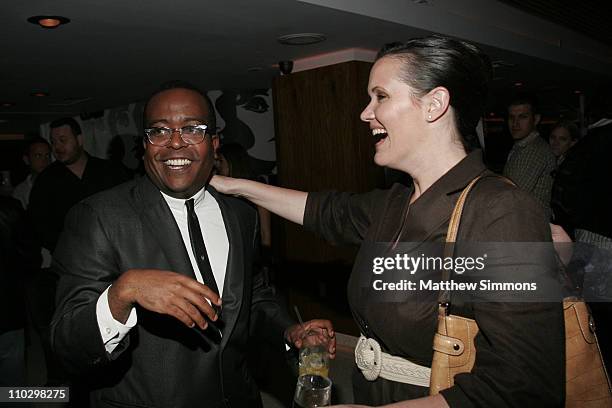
[
  {"x1": 27, "y1": 15, "x2": 70, "y2": 29},
  {"x1": 514, "y1": 81, "x2": 523, "y2": 87},
  {"x1": 247, "y1": 66, "x2": 263, "y2": 72},
  {"x1": 1, "y1": 102, "x2": 15, "y2": 108},
  {"x1": 31, "y1": 91, "x2": 49, "y2": 97},
  {"x1": 574, "y1": 90, "x2": 582, "y2": 94},
  {"x1": 277, "y1": 33, "x2": 326, "y2": 46}
]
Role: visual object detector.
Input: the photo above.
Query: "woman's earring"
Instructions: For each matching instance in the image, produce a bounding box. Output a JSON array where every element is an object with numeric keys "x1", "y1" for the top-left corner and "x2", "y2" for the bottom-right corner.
[{"x1": 428, "y1": 114, "x2": 432, "y2": 121}]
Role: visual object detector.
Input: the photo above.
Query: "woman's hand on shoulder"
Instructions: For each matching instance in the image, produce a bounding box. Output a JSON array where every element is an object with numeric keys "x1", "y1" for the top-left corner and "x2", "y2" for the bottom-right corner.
[{"x1": 210, "y1": 175, "x2": 237, "y2": 195}]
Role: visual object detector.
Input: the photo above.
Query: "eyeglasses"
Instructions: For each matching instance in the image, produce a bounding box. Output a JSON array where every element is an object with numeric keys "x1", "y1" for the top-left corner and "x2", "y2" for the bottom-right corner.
[{"x1": 143, "y1": 124, "x2": 209, "y2": 146}]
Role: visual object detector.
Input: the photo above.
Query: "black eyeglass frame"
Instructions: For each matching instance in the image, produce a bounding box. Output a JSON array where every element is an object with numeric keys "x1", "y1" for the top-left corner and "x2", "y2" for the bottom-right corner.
[{"x1": 143, "y1": 124, "x2": 210, "y2": 146}]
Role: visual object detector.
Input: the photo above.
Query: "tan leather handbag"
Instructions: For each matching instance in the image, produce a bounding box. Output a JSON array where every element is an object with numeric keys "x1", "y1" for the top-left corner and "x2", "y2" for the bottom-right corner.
[
  {"x1": 428, "y1": 176, "x2": 612, "y2": 408},
  {"x1": 564, "y1": 300, "x2": 612, "y2": 407}
]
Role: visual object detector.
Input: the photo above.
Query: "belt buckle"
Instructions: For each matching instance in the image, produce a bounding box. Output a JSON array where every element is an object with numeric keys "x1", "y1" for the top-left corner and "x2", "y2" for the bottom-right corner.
[{"x1": 355, "y1": 336, "x2": 383, "y2": 381}]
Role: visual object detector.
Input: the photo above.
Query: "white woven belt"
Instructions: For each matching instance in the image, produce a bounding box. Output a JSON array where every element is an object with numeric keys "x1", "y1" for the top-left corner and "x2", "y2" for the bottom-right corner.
[{"x1": 355, "y1": 335, "x2": 431, "y2": 387}]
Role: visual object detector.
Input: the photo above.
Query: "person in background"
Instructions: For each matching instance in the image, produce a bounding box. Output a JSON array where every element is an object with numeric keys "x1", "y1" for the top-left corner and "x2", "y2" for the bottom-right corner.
[
  {"x1": 551, "y1": 114, "x2": 612, "y2": 244},
  {"x1": 548, "y1": 119, "x2": 579, "y2": 166},
  {"x1": 107, "y1": 135, "x2": 136, "y2": 179},
  {"x1": 12, "y1": 137, "x2": 51, "y2": 209},
  {"x1": 27, "y1": 117, "x2": 130, "y2": 387},
  {"x1": 29, "y1": 117, "x2": 131, "y2": 253},
  {"x1": 551, "y1": 113, "x2": 612, "y2": 375},
  {"x1": 503, "y1": 94, "x2": 556, "y2": 219},
  {"x1": 212, "y1": 36, "x2": 564, "y2": 407},
  {"x1": 11, "y1": 138, "x2": 55, "y2": 386},
  {"x1": 0, "y1": 195, "x2": 40, "y2": 386}
]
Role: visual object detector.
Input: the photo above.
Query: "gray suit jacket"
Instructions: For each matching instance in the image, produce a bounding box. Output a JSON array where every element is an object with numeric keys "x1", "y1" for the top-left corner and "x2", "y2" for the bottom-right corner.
[{"x1": 51, "y1": 176, "x2": 292, "y2": 408}]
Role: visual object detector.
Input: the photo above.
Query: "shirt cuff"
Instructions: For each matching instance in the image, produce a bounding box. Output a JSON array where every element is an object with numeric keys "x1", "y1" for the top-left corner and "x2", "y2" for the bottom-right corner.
[{"x1": 96, "y1": 285, "x2": 137, "y2": 354}]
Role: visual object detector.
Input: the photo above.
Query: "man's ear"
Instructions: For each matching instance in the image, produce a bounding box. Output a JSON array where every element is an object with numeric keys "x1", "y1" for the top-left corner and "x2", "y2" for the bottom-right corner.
[
  {"x1": 76, "y1": 133, "x2": 84, "y2": 147},
  {"x1": 534, "y1": 113, "x2": 541, "y2": 126},
  {"x1": 212, "y1": 135, "x2": 220, "y2": 155},
  {"x1": 424, "y1": 87, "x2": 450, "y2": 122}
]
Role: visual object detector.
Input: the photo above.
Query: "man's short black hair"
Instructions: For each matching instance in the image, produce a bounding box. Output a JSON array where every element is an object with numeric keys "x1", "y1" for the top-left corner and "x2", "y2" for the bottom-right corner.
[
  {"x1": 49, "y1": 117, "x2": 82, "y2": 136},
  {"x1": 143, "y1": 80, "x2": 217, "y2": 133},
  {"x1": 508, "y1": 92, "x2": 540, "y2": 115}
]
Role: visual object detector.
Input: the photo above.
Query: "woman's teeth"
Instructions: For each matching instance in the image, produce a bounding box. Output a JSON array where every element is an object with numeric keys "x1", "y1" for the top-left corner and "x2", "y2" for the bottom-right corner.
[{"x1": 372, "y1": 128, "x2": 388, "y2": 142}]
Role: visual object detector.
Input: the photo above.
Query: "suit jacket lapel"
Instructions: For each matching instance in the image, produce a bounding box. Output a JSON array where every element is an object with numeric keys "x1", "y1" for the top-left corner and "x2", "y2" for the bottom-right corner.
[
  {"x1": 207, "y1": 186, "x2": 245, "y2": 347},
  {"x1": 133, "y1": 176, "x2": 195, "y2": 278}
]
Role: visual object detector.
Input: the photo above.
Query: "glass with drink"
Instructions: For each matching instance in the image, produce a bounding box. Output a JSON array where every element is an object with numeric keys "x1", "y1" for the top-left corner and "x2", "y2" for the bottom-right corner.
[
  {"x1": 293, "y1": 374, "x2": 331, "y2": 407},
  {"x1": 298, "y1": 328, "x2": 331, "y2": 378}
]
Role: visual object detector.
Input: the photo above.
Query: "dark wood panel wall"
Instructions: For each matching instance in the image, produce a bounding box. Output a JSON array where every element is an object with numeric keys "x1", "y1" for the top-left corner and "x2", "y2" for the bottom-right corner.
[{"x1": 272, "y1": 61, "x2": 385, "y2": 264}]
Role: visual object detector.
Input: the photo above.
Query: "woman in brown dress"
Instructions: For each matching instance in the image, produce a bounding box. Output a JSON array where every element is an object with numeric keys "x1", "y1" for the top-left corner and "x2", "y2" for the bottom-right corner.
[{"x1": 211, "y1": 36, "x2": 564, "y2": 407}]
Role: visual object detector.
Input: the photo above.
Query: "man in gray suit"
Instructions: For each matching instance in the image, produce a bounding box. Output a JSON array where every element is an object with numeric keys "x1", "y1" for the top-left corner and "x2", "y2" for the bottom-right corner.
[{"x1": 51, "y1": 82, "x2": 333, "y2": 407}]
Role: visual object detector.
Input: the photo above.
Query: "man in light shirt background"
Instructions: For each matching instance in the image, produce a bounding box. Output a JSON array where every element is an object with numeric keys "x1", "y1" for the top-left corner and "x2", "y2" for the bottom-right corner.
[
  {"x1": 503, "y1": 94, "x2": 556, "y2": 219},
  {"x1": 12, "y1": 137, "x2": 51, "y2": 209}
]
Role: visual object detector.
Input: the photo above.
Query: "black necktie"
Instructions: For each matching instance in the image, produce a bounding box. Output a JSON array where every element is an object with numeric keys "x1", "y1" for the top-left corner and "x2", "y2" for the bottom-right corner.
[{"x1": 185, "y1": 198, "x2": 220, "y2": 296}]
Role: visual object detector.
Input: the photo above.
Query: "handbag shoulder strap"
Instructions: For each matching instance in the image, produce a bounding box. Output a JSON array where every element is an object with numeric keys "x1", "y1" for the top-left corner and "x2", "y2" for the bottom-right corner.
[
  {"x1": 438, "y1": 174, "x2": 515, "y2": 307},
  {"x1": 445, "y1": 176, "x2": 484, "y2": 244}
]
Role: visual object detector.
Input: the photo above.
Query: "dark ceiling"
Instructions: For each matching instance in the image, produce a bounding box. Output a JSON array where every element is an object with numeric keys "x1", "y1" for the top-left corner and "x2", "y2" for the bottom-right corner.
[
  {"x1": 1, "y1": 0, "x2": 611, "y2": 134},
  {"x1": 500, "y1": 0, "x2": 612, "y2": 46}
]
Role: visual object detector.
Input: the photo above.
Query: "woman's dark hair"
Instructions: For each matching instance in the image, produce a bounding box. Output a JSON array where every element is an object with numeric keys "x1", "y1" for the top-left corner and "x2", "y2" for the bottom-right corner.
[
  {"x1": 376, "y1": 35, "x2": 492, "y2": 152},
  {"x1": 550, "y1": 119, "x2": 580, "y2": 141},
  {"x1": 217, "y1": 143, "x2": 255, "y2": 179}
]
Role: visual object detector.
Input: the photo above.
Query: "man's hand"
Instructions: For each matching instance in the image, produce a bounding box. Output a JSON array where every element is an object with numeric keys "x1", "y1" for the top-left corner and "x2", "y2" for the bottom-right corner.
[
  {"x1": 285, "y1": 319, "x2": 336, "y2": 359},
  {"x1": 330, "y1": 392, "x2": 449, "y2": 407},
  {"x1": 108, "y1": 269, "x2": 221, "y2": 330}
]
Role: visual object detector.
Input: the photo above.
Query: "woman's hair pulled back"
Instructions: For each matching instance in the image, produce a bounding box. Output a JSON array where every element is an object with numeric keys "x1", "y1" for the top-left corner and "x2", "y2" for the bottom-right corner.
[{"x1": 376, "y1": 35, "x2": 492, "y2": 151}]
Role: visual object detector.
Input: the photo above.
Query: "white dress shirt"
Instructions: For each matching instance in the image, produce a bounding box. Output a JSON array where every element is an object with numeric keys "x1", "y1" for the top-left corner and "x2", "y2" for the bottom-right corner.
[
  {"x1": 12, "y1": 174, "x2": 33, "y2": 209},
  {"x1": 96, "y1": 187, "x2": 229, "y2": 353}
]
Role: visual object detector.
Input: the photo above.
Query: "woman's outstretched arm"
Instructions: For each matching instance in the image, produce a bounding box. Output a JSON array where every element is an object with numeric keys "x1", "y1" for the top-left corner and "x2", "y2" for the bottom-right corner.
[{"x1": 210, "y1": 175, "x2": 307, "y2": 225}]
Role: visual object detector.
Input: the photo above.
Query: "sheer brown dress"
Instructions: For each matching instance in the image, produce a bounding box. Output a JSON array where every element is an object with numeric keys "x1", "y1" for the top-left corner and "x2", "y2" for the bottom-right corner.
[{"x1": 304, "y1": 151, "x2": 564, "y2": 407}]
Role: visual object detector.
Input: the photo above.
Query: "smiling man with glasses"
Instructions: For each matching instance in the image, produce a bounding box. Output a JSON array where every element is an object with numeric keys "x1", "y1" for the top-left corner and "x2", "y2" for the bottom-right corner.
[{"x1": 50, "y1": 81, "x2": 334, "y2": 408}]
